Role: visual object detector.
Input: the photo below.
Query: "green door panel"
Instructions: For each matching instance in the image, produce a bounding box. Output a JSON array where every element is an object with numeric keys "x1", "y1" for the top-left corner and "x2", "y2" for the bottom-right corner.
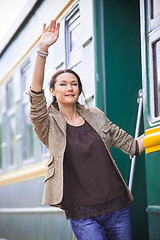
[{"x1": 93, "y1": 0, "x2": 148, "y2": 239}]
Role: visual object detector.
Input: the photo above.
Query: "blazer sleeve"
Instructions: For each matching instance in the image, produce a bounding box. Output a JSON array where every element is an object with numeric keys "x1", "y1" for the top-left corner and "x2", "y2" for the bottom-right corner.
[
  {"x1": 95, "y1": 107, "x2": 137, "y2": 158},
  {"x1": 28, "y1": 89, "x2": 49, "y2": 148},
  {"x1": 108, "y1": 121, "x2": 137, "y2": 158}
]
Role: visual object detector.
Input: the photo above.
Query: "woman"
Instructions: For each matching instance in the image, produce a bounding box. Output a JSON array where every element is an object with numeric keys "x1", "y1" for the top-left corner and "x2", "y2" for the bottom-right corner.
[{"x1": 29, "y1": 19, "x2": 145, "y2": 240}]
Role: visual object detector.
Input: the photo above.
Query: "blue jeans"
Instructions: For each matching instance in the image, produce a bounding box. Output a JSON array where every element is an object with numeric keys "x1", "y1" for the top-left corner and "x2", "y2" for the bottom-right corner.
[{"x1": 70, "y1": 206, "x2": 132, "y2": 240}]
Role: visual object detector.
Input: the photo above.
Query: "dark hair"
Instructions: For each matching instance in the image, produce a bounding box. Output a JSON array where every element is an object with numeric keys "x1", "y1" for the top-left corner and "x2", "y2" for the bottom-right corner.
[{"x1": 48, "y1": 69, "x2": 83, "y2": 110}]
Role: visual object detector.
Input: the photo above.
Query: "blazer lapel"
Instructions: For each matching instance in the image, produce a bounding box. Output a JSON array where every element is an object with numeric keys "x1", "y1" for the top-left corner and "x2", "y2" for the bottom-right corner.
[
  {"x1": 49, "y1": 104, "x2": 104, "y2": 136},
  {"x1": 49, "y1": 106, "x2": 67, "y2": 135}
]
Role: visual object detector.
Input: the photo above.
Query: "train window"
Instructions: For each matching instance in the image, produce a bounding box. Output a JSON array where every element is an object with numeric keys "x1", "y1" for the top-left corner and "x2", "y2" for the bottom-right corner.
[
  {"x1": 0, "y1": 127, "x2": 1, "y2": 168},
  {"x1": 148, "y1": 0, "x2": 160, "y2": 31},
  {"x1": 1, "y1": 113, "x2": 7, "y2": 167},
  {"x1": 153, "y1": 40, "x2": 160, "y2": 117},
  {"x1": 15, "y1": 101, "x2": 22, "y2": 136},
  {"x1": 70, "y1": 21, "x2": 81, "y2": 52},
  {"x1": 151, "y1": 0, "x2": 160, "y2": 18},
  {"x1": 21, "y1": 60, "x2": 34, "y2": 161},
  {"x1": 6, "y1": 79, "x2": 16, "y2": 166},
  {"x1": 0, "y1": 90, "x2": 1, "y2": 168},
  {"x1": 1, "y1": 113, "x2": 6, "y2": 144},
  {"x1": 41, "y1": 142, "x2": 48, "y2": 157},
  {"x1": 66, "y1": 5, "x2": 81, "y2": 68},
  {"x1": 0, "y1": 88, "x2": 1, "y2": 113},
  {"x1": 24, "y1": 103, "x2": 33, "y2": 160},
  {"x1": 9, "y1": 114, "x2": 16, "y2": 165},
  {"x1": 7, "y1": 79, "x2": 14, "y2": 109}
]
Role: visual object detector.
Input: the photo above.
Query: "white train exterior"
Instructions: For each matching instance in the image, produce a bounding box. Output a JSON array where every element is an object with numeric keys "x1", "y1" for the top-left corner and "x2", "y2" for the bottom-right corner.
[{"x1": 1, "y1": 0, "x2": 160, "y2": 239}]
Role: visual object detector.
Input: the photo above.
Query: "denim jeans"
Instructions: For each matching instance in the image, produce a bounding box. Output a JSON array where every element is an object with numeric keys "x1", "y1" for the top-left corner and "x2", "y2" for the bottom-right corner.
[{"x1": 70, "y1": 205, "x2": 132, "y2": 240}]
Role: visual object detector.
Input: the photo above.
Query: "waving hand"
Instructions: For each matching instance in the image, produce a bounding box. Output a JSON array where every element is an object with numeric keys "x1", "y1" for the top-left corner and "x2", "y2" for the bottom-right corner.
[{"x1": 39, "y1": 19, "x2": 60, "y2": 51}]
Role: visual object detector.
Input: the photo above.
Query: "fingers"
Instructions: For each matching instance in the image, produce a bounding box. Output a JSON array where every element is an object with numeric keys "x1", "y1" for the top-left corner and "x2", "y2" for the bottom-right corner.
[
  {"x1": 48, "y1": 19, "x2": 59, "y2": 33},
  {"x1": 51, "y1": 20, "x2": 56, "y2": 32},
  {"x1": 43, "y1": 23, "x2": 46, "y2": 33},
  {"x1": 53, "y1": 22, "x2": 60, "y2": 38},
  {"x1": 56, "y1": 22, "x2": 60, "y2": 32},
  {"x1": 48, "y1": 19, "x2": 55, "y2": 32}
]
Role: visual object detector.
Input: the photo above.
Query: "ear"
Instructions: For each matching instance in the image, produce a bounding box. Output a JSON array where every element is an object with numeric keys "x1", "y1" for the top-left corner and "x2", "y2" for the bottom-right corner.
[{"x1": 50, "y1": 88, "x2": 55, "y2": 97}]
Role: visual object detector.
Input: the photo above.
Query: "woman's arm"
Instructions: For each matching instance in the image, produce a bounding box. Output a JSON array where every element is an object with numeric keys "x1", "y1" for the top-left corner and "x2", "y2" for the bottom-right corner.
[
  {"x1": 29, "y1": 20, "x2": 60, "y2": 147},
  {"x1": 31, "y1": 20, "x2": 60, "y2": 92},
  {"x1": 136, "y1": 134, "x2": 145, "y2": 156},
  {"x1": 90, "y1": 103, "x2": 145, "y2": 158}
]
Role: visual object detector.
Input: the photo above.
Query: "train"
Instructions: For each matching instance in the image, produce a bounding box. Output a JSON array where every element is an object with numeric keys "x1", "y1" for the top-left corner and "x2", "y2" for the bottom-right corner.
[{"x1": 0, "y1": 0, "x2": 159, "y2": 239}]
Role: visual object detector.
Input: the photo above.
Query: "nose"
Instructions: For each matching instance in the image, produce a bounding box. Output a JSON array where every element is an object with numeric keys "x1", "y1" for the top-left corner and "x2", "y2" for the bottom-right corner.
[{"x1": 67, "y1": 84, "x2": 73, "y2": 91}]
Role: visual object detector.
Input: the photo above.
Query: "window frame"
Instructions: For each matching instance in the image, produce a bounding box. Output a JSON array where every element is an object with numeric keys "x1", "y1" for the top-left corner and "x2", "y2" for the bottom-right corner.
[
  {"x1": 41, "y1": 79, "x2": 49, "y2": 158},
  {"x1": 21, "y1": 59, "x2": 34, "y2": 163},
  {"x1": 148, "y1": 0, "x2": 160, "y2": 32},
  {"x1": 65, "y1": 4, "x2": 82, "y2": 68},
  {"x1": 148, "y1": 9, "x2": 160, "y2": 122},
  {"x1": 0, "y1": 89, "x2": 2, "y2": 169},
  {"x1": 6, "y1": 78, "x2": 16, "y2": 167}
]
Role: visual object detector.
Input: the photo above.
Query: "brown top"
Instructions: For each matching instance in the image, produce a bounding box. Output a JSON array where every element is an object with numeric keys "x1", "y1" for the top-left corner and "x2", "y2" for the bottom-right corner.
[
  {"x1": 62, "y1": 121, "x2": 130, "y2": 219},
  {"x1": 29, "y1": 89, "x2": 138, "y2": 207}
]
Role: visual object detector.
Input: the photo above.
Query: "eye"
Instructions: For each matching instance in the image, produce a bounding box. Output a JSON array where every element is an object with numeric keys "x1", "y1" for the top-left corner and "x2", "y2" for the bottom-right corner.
[
  {"x1": 60, "y1": 83, "x2": 66, "y2": 86},
  {"x1": 72, "y1": 83, "x2": 78, "y2": 86}
]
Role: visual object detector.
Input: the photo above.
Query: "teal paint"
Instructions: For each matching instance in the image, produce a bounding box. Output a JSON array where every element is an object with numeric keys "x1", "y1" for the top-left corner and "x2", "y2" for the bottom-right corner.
[
  {"x1": 140, "y1": 0, "x2": 160, "y2": 239},
  {"x1": 93, "y1": 0, "x2": 148, "y2": 239},
  {"x1": 93, "y1": 0, "x2": 106, "y2": 112}
]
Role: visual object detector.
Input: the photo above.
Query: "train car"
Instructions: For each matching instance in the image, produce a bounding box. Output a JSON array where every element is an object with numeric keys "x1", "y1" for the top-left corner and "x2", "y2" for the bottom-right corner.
[
  {"x1": 0, "y1": 0, "x2": 159, "y2": 239},
  {"x1": 0, "y1": 1, "x2": 95, "y2": 239},
  {"x1": 140, "y1": 0, "x2": 160, "y2": 239}
]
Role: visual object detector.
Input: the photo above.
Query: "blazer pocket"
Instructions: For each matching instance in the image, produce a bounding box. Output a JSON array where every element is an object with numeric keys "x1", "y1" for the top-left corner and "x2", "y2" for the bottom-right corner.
[
  {"x1": 44, "y1": 167, "x2": 55, "y2": 183},
  {"x1": 101, "y1": 123, "x2": 111, "y2": 133}
]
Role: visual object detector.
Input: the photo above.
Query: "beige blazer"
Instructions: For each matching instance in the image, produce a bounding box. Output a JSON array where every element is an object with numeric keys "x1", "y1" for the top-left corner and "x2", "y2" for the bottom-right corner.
[{"x1": 28, "y1": 90, "x2": 137, "y2": 207}]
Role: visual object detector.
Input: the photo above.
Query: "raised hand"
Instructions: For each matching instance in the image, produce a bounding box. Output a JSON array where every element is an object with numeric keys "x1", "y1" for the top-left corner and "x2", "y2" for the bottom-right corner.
[{"x1": 39, "y1": 19, "x2": 60, "y2": 52}]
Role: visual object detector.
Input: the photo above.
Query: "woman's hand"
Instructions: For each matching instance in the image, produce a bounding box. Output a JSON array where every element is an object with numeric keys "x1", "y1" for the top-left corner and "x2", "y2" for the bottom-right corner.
[
  {"x1": 137, "y1": 134, "x2": 145, "y2": 156},
  {"x1": 31, "y1": 20, "x2": 60, "y2": 92},
  {"x1": 38, "y1": 19, "x2": 60, "y2": 52}
]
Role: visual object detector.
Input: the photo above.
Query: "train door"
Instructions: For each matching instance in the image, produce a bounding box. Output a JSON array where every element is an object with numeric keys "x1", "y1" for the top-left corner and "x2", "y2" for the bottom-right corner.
[{"x1": 140, "y1": 0, "x2": 160, "y2": 239}]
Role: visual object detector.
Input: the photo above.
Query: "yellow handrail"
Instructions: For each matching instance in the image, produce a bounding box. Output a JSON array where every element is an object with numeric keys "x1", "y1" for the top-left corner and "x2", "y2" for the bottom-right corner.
[{"x1": 144, "y1": 127, "x2": 160, "y2": 153}]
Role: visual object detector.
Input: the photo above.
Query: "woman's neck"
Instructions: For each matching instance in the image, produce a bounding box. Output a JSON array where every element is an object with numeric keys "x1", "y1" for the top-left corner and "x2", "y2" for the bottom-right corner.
[
  {"x1": 58, "y1": 103, "x2": 84, "y2": 126},
  {"x1": 59, "y1": 103, "x2": 78, "y2": 121}
]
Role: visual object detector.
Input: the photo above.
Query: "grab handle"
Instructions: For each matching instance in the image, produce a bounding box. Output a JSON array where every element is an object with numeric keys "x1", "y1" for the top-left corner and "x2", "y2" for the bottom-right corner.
[{"x1": 128, "y1": 89, "x2": 143, "y2": 192}]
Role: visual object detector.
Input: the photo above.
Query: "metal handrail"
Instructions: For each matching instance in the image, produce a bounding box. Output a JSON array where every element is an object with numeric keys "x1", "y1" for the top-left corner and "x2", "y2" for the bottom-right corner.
[{"x1": 128, "y1": 89, "x2": 143, "y2": 192}]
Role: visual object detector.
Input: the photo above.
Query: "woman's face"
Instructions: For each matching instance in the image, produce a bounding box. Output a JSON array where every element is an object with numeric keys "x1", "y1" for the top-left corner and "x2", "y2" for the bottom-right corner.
[{"x1": 50, "y1": 72, "x2": 80, "y2": 106}]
